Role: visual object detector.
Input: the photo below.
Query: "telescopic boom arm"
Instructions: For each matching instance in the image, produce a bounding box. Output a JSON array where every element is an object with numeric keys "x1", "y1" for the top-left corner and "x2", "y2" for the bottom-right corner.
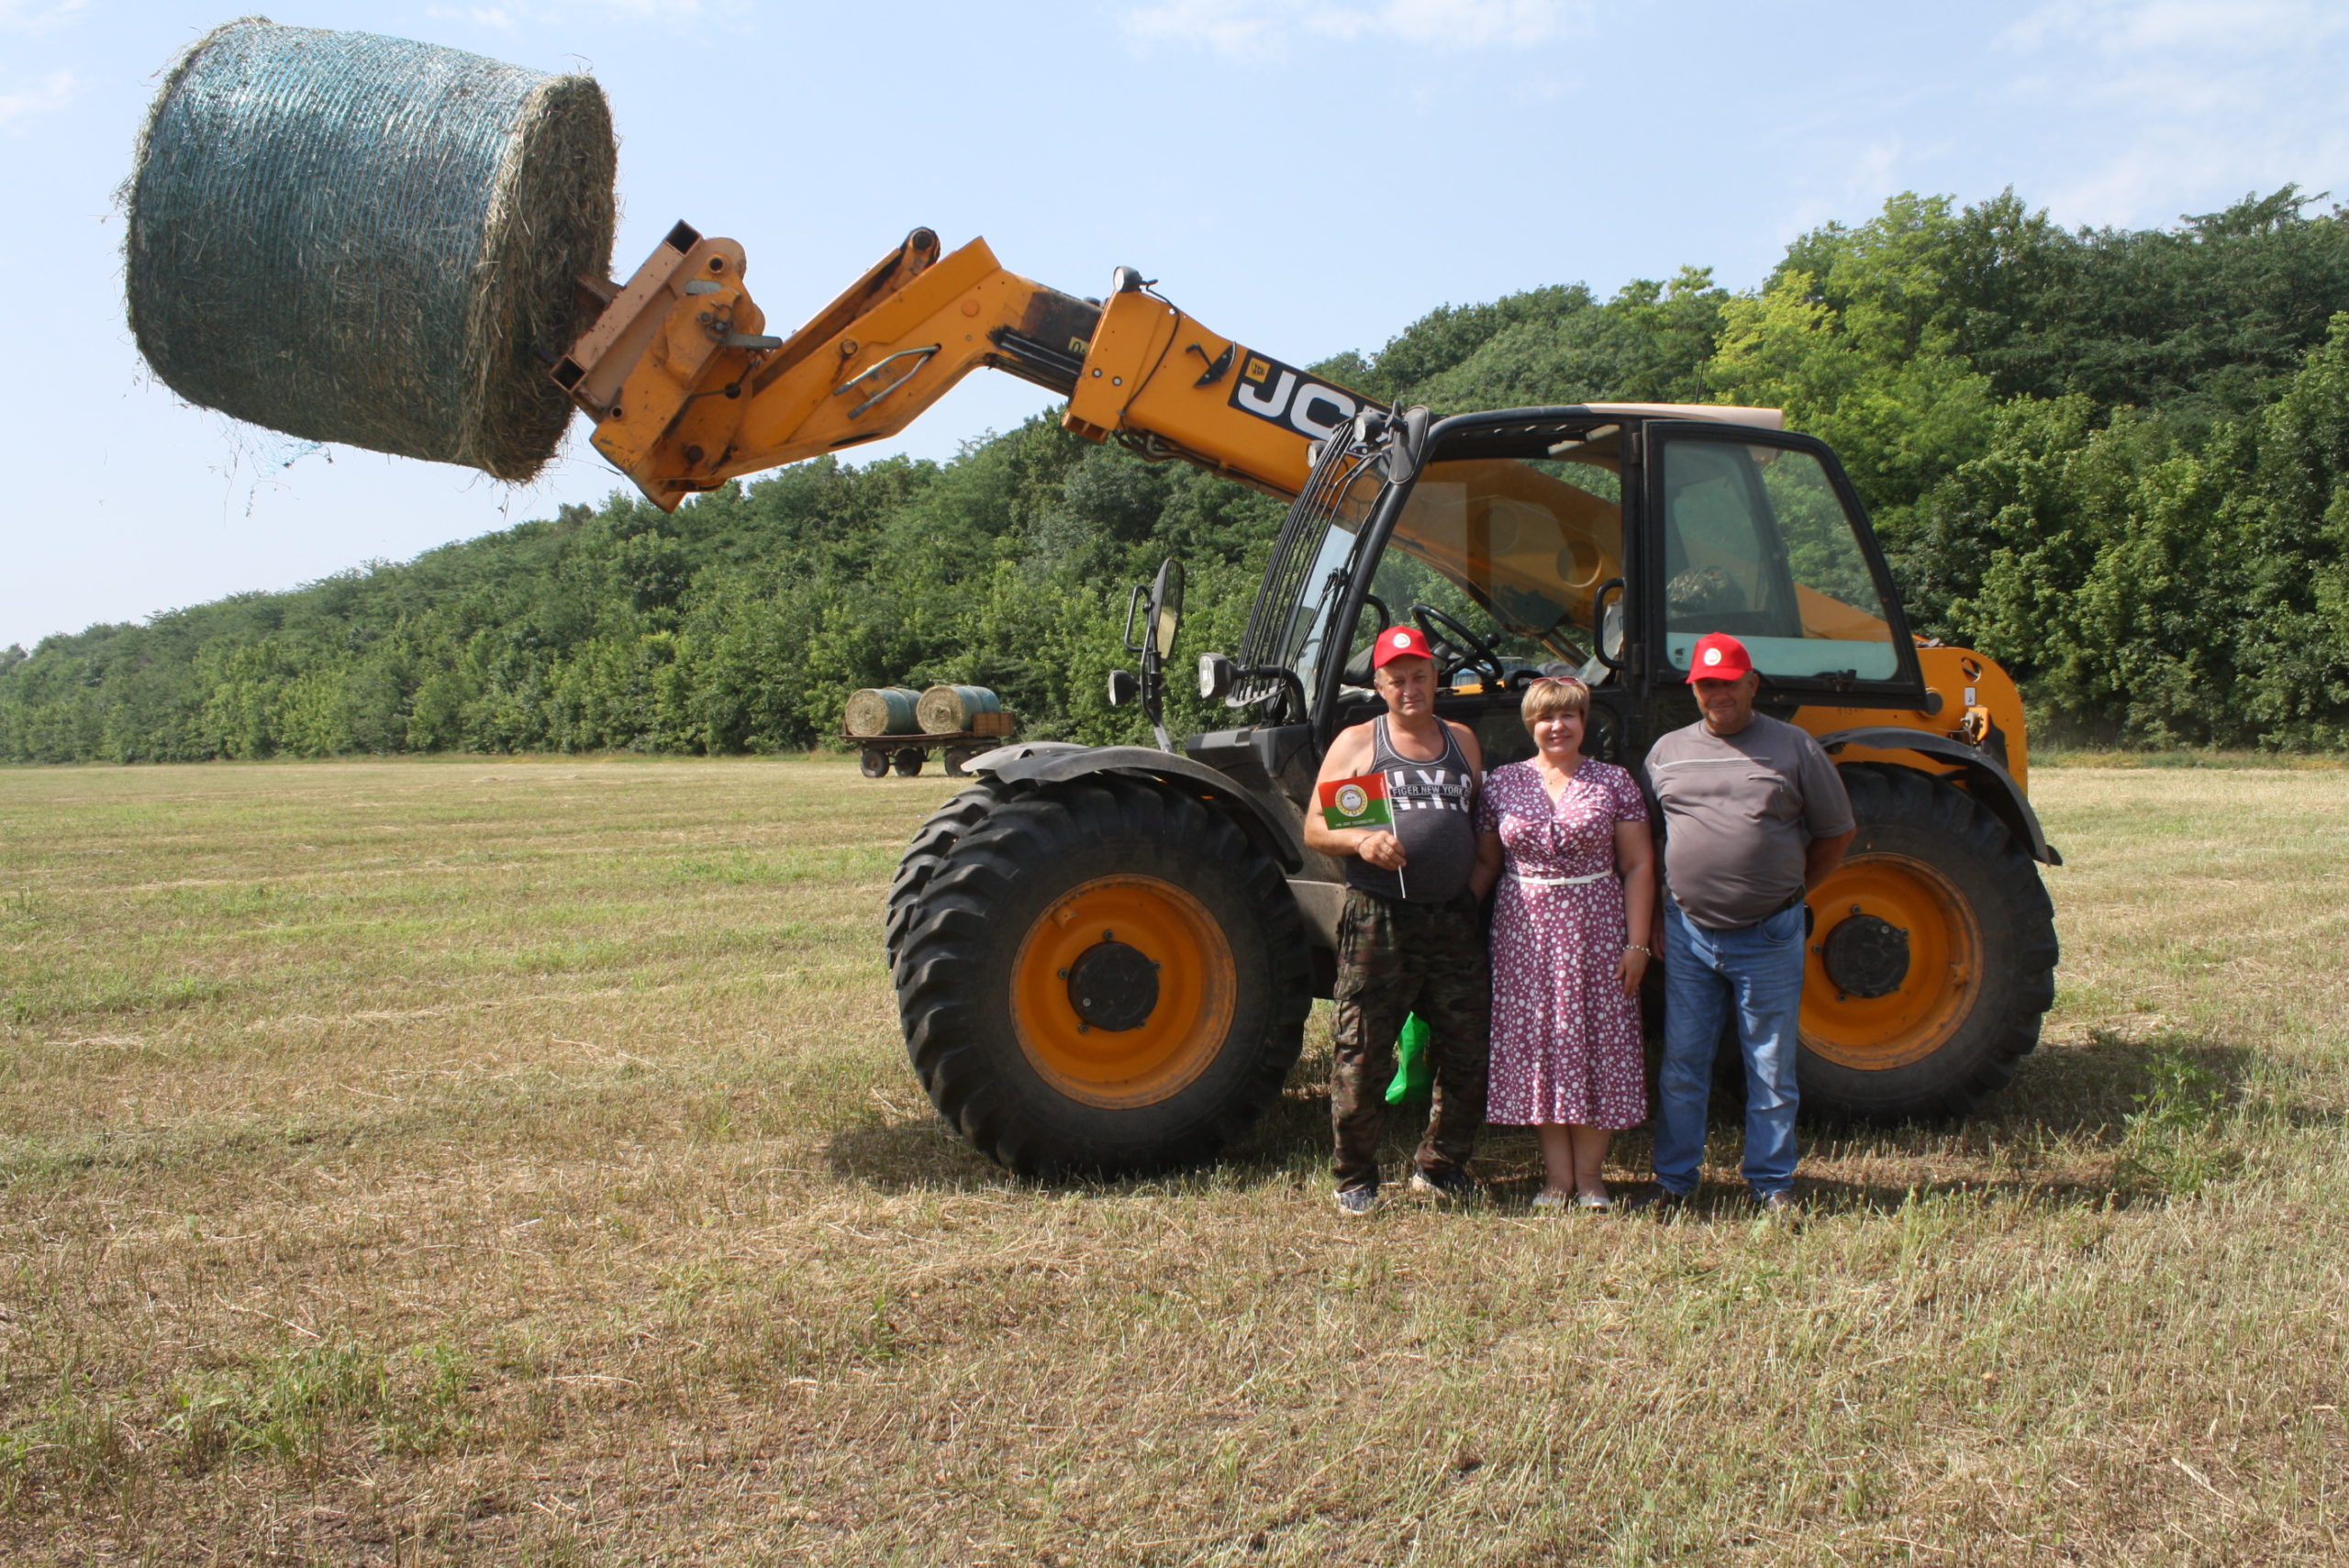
[{"x1": 551, "y1": 224, "x2": 1378, "y2": 510}]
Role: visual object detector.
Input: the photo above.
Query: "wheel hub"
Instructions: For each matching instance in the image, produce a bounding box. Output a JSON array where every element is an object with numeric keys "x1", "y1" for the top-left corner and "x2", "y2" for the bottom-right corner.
[
  {"x1": 1065, "y1": 935, "x2": 1160, "y2": 1032},
  {"x1": 1010, "y1": 873, "x2": 1236, "y2": 1108},
  {"x1": 1821, "y1": 911, "x2": 1910, "y2": 999}
]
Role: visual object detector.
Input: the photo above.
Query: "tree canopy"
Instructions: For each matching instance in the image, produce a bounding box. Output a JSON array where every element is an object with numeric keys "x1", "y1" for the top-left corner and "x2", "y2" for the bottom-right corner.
[{"x1": 9, "y1": 184, "x2": 2349, "y2": 761}]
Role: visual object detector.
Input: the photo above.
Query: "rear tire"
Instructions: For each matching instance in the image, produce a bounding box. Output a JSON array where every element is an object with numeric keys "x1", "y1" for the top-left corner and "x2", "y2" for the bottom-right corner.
[
  {"x1": 1798, "y1": 764, "x2": 2058, "y2": 1122},
  {"x1": 890, "y1": 776, "x2": 1311, "y2": 1176}
]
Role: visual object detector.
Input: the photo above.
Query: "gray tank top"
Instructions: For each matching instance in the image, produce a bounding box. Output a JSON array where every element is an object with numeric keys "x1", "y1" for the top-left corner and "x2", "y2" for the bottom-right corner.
[{"x1": 1344, "y1": 717, "x2": 1479, "y2": 904}]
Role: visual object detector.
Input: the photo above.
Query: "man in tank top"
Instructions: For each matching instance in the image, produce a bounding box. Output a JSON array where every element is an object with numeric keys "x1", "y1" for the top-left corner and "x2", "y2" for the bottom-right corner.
[{"x1": 1305, "y1": 624, "x2": 1497, "y2": 1217}]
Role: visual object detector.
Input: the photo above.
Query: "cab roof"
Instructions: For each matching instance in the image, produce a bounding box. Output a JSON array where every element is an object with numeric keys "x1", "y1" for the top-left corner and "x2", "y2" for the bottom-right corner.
[{"x1": 1579, "y1": 403, "x2": 1784, "y2": 429}]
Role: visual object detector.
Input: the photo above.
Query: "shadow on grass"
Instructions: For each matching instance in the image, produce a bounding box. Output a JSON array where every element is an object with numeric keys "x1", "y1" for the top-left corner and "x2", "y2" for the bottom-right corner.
[
  {"x1": 1766, "y1": 1027, "x2": 2269, "y2": 1216},
  {"x1": 1959, "y1": 1027, "x2": 2262, "y2": 1139},
  {"x1": 821, "y1": 1028, "x2": 2286, "y2": 1210},
  {"x1": 821, "y1": 1114, "x2": 1005, "y2": 1192}
]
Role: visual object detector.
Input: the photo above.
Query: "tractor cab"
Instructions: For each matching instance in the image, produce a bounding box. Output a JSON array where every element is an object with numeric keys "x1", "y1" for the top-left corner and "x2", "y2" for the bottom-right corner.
[{"x1": 1200, "y1": 404, "x2": 1926, "y2": 784}]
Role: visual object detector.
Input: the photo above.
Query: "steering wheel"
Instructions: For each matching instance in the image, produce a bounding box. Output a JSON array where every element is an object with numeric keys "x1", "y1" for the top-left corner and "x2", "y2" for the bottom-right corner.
[{"x1": 1411, "y1": 604, "x2": 1507, "y2": 687}]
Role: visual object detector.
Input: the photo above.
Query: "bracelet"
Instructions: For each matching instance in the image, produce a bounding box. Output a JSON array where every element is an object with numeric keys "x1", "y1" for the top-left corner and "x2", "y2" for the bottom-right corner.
[{"x1": 1625, "y1": 944, "x2": 1653, "y2": 958}]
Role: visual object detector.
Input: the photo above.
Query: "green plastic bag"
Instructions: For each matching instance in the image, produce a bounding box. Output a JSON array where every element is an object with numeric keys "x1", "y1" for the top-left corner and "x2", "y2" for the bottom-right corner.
[{"x1": 1386, "y1": 1012, "x2": 1433, "y2": 1105}]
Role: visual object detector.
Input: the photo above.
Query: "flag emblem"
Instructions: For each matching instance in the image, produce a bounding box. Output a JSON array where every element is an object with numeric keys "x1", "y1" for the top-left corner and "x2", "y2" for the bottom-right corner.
[{"x1": 1319, "y1": 772, "x2": 1393, "y2": 830}]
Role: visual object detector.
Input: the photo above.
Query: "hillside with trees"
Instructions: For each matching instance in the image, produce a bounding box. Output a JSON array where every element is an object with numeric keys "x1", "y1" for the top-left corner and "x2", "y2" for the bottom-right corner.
[{"x1": 8, "y1": 185, "x2": 2349, "y2": 762}]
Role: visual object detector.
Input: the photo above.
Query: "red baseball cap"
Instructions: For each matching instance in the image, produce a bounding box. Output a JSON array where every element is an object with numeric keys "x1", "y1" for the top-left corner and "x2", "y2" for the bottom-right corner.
[
  {"x1": 1372, "y1": 624, "x2": 1436, "y2": 668},
  {"x1": 1686, "y1": 632, "x2": 1754, "y2": 684}
]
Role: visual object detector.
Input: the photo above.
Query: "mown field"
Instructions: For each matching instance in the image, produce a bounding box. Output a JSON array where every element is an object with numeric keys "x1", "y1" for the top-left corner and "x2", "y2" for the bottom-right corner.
[{"x1": 1, "y1": 755, "x2": 2343, "y2": 1565}]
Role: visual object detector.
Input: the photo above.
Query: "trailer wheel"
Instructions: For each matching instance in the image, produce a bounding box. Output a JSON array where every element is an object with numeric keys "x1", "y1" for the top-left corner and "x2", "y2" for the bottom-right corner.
[
  {"x1": 891, "y1": 776, "x2": 1310, "y2": 1176},
  {"x1": 859, "y1": 748, "x2": 890, "y2": 779},
  {"x1": 891, "y1": 747, "x2": 926, "y2": 777},
  {"x1": 1798, "y1": 764, "x2": 2058, "y2": 1121}
]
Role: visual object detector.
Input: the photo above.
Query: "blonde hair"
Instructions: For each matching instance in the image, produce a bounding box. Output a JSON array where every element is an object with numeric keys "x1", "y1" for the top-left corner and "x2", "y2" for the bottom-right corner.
[{"x1": 1520, "y1": 675, "x2": 1590, "y2": 727}]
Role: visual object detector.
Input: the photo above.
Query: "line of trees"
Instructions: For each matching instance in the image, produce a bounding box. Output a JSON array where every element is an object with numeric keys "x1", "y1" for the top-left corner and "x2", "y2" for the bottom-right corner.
[{"x1": 7, "y1": 185, "x2": 2349, "y2": 762}]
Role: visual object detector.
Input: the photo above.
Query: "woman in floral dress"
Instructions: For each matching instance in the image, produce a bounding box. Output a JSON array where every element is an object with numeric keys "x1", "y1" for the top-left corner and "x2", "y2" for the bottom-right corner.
[{"x1": 1475, "y1": 677, "x2": 1658, "y2": 1209}]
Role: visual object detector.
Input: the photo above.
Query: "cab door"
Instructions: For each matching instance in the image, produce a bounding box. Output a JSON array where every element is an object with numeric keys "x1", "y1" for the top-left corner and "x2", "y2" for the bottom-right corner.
[{"x1": 1635, "y1": 422, "x2": 1926, "y2": 706}]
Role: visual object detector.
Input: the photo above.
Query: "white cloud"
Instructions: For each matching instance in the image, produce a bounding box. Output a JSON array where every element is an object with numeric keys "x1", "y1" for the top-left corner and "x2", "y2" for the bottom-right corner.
[
  {"x1": 424, "y1": 6, "x2": 522, "y2": 32},
  {"x1": 1995, "y1": 0, "x2": 2349, "y2": 228},
  {"x1": 0, "y1": 68, "x2": 74, "y2": 128},
  {"x1": 1771, "y1": 139, "x2": 1919, "y2": 250},
  {"x1": 0, "y1": 0, "x2": 81, "y2": 29},
  {"x1": 423, "y1": 0, "x2": 707, "y2": 29},
  {"x1": 1998, "y1": 0, "x2": 2349, "y2": 56},
  {"x1": 1126, "y1": 0, "x2": 1583, "y2": 58}
]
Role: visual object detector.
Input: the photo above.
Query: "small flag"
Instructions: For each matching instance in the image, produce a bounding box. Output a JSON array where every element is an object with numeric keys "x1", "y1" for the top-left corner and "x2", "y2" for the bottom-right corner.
[{"x1": 1319, "y1": 773, "x2": 1393, "y2": 831}]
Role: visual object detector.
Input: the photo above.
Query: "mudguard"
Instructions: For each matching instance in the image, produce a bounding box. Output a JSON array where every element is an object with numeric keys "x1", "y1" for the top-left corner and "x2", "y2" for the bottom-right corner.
[
  {"x1": 1816, "y1": 727, "x2": 2062, "y2": 866},
  {"x1": 974, "y1": 742, "x2": 1307, "y2": 871}
]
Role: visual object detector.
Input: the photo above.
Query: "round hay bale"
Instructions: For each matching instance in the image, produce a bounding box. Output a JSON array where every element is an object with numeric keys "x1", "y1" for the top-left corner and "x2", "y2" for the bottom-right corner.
[
  {"x1": 844, "y1": 687, "x2": 922, "y2": 738},
  {"x1": 126, "y1": 17, "x2": 616, "y2": 482},
  {"x1": 917, "y1": 685, "x2": 1002, "y2": 735}
]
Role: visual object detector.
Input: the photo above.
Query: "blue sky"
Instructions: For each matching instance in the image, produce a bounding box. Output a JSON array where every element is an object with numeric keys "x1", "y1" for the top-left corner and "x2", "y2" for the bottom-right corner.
[{"x1": 6, "y1": 0, "x2": 2348, "y2": 650}]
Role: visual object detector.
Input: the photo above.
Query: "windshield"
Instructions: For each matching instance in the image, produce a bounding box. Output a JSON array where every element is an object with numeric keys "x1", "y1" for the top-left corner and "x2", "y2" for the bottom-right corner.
[
  {"x1": 1243, "y1": 433, "x2": 1629, "y2": 704},
  {"x1": 1298, "y1": 445, "x2": 1626, "y2": 695},
  {"x1": 1369, "y1": 450, "x2": 1623, "y2": 669}
]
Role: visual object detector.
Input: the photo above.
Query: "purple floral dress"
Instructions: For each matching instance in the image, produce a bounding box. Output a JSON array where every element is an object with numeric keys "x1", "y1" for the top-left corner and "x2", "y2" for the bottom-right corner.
[{"x1": 1475, "y1": 758, "x2": 1649, "y2": 1129}]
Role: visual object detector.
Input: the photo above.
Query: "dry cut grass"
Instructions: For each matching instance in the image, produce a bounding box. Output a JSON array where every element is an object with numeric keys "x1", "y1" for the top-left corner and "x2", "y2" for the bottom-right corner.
[{"x1": 1, "y1": 756, "x2": 2345, "y2": 1565}]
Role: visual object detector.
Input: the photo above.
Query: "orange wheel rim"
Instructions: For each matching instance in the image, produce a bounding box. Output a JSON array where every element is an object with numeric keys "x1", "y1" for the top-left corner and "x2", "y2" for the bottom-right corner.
[
  {"x1": 1010, "y1": 875, "x2": 1238, "y2": 1108},
  {"x1": 1800, "y1": 854, "x2": 1981, "y2": 1071}
]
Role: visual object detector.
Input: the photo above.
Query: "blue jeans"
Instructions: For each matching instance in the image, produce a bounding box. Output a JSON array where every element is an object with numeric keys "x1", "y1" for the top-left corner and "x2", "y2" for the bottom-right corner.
[{"x1": 1653, "y1": 896, "x2": 1808, "y2": 1196}]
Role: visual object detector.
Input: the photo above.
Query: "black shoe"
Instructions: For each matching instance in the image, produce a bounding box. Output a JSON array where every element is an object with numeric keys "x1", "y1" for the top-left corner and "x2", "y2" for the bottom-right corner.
[
  {"x1": 1753, "y1": 1189, "x2": 1802, "y2": 1219},
  {"x1": 1408, "y1": 1166, "x2": 1478, "y2": 1201},
  {"x1": 1333, "y1": 1184, "x2": 1378, "y2": 1218},
  {"x1": 1632, "y1": 1185, "x2": 1692, "y2": 1216}
]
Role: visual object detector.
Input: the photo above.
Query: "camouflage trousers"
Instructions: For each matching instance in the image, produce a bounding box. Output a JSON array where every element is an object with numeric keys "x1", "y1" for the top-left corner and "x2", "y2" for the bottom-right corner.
[{"x1": 1330, "y1": 887, "x2": 1492, "y2": 1192}]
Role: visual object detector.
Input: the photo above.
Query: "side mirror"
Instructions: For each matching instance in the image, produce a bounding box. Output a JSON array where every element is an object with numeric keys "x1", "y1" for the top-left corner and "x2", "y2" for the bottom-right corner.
[
  {"x1": 1592, "y1": 578, "x2": 1626, "y2": 672},
  {"x1": 1150, "y1": 558, "x2": 1185, "y2": 658},
  {"x1": 1117, "y1": 557, "x2": 1188, "y2": 751},
  {"x1": 1198, "y1": 651, "x2": 1234, "y2": 702}
]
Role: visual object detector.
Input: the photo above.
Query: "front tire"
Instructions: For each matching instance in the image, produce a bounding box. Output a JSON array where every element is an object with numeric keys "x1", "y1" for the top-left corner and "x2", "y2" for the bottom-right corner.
[
  {"x1": 890, "y1": 777, "x2": 1311, "y2": 1176},
  {"x1": 1798, "y1": 764, "x2": 2058, "y2": 1121}
]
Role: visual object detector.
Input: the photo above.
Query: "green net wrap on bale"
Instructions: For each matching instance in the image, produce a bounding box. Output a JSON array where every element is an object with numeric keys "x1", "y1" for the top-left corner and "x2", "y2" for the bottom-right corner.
[{"x1": 126, "y1": 17, "x2": 616, "y2": 482}]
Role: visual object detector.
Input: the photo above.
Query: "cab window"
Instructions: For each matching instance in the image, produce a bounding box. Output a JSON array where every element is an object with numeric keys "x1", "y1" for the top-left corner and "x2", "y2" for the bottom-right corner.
[{"x1": 1659, "y1": 439, "x2": 1898, "y2": 681}]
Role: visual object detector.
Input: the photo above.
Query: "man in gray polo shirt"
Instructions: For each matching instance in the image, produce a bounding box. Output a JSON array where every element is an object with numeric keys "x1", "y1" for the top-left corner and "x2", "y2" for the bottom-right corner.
[{"x1": 1642, "y1": 632, "x2": 1854, "y2": 1213}]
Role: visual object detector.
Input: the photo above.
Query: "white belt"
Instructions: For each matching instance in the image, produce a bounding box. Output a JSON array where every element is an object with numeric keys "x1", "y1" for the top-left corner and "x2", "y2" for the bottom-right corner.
[{"x1": 1502, "y1": 869, "x2": 1610, "y2": 887}]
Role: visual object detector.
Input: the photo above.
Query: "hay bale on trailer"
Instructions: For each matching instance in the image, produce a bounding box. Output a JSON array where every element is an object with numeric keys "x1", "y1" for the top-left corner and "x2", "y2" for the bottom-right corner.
[
  {"x1": 917, "y1": 685, "x2": 1003, "y2": 735},
  {"x1": 125, "y1": 17, "x2": 617, "y2": 482},
  {"x1": 843, "y1": 688, "x2": 922, "y2": 738}
]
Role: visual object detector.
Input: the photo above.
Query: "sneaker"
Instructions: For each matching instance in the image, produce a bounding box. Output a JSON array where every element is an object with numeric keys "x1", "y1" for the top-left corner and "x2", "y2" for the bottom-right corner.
[
  {"x1": 1408, "y1": 1166, "x2": 1478, "y2": 1201},
  {"x1": 1334, "y1": 1184, "x2": 1378, "y2": 1218},
  {"x1": 1753, "y1": 1189, "x2": 1801, "y2": 1220}
]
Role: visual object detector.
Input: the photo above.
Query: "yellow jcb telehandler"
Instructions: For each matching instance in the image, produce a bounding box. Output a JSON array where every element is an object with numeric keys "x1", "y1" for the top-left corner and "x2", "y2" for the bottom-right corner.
[{"x1": 554, "y1": 223, "x2": 2061, "y2": 1175}]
